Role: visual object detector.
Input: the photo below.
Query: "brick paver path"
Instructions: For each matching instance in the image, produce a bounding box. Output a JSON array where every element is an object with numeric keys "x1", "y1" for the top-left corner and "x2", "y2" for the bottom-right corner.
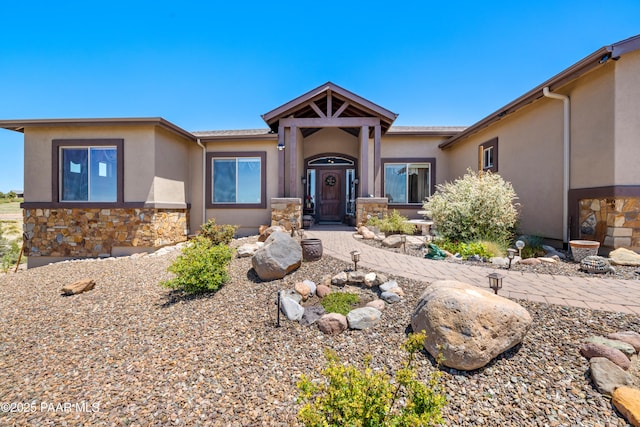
[{"x1": 305, "y1": 225, "x2": 640, "y2": 315}]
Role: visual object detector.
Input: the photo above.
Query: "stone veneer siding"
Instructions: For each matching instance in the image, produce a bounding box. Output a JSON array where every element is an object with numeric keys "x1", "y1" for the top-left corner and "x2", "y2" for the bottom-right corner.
[
  {"x1": 356, "y1": 197, "x2": 389, "y2": 227},
  {"x1": 23, "y1": 208, "x2": 189, "y2": 258},
  {"x1": 270, "y1": 198, "x2": 302, "y2": 231},
  {"x1": 578, "y1": 197, "x2": 640, "y2": 249}
]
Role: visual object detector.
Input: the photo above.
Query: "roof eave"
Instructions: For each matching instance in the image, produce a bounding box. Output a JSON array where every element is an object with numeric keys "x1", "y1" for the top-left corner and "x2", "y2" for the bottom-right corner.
[{"x1": 195, "y1": 134, "x2": 278, "y2": 142}]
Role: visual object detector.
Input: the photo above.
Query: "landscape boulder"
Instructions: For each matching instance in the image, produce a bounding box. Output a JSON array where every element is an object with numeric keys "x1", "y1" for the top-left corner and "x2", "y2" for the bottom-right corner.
[
  {"x1": 580, "y1": 342, "x2": 631, "y2": 370},
  {"x1": 61, "y1": 279, "x2": 96, "y2": 296},
  {"x1": 589, "y1": 357, "x2": 635, "y2": 395},
  {"x1": 279, "y1": 297, "x2": 304, "y2": 321},
  {"x1": 411, "y1": 280, "x2": 532, "y2": 371},
  {"x1": 381, "y1": 235, "x2": 404, "y2": 248},
  {"x1": 609, "y1": 248, "x2": 640, "y2": 266},
  {"x1": 608, "y1": 331, "x2": 640, "y2": 352},
  {"x1": 300, "y1": 305, "x2": 326, "y2": 327},
  {"x1": 316, "y1": 284, "x2": 331, "y2": 298},
  {"x1": 252, "y1": 232, "x2": 302, "y2": 280},
  {"x1": 347, "y1": 307, "x2": 382, "y2": 330},
  {"x1": 612, "y1": 386, "x2": 640, "y2": 427},
  {"x1": 585, "y1": 336, "x2": 636, "y2": 358},
  {"x1": 359, "y1": 226, "x2": 376, "y2": 240},
  {"x1": 237, "y1": 243, "x2": 260, "y2": 258},
  {"x1": 258, "y1": 225, "x2": 286, "y2": 242},
  {"x1": 317, "y1": 313, "x2": 348, "y2": 335}
]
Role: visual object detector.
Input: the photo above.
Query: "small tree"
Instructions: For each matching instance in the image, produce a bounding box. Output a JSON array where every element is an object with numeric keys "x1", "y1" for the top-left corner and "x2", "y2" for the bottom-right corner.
[{"x1": 423, "y1": 169, "x2": 519, "y2": 244}]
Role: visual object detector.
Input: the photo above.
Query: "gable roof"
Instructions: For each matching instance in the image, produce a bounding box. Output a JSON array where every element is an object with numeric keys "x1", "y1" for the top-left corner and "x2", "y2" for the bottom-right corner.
[
  {"x1": 261, "y1": 81, "x2": 398, "y2": 135},
  {"x1": 439, "y1": 34, "x2": 640, "y2": 149}
]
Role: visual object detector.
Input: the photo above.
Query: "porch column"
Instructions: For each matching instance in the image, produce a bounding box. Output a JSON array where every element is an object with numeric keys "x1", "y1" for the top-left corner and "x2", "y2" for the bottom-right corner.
[
  {"x1": 374, "y1": 124, "x2": 381, "y2": 197},
  {"x1": 278, "y1": 125, "x2": 285, "y2": 197},
  {"x1": 289, "y1": 125, "x2": 298, "y2": 197},
  {"x1": 360, "y1": 125, "x2": 369, "y2": 197}
]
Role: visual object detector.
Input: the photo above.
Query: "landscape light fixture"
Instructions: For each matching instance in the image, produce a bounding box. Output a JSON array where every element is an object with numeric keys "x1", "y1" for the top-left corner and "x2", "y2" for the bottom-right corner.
[
  {"x1": 351, "y1": 250, "x2": 361, "y2": 271},
  {"x1": 515, "y1": 240, "x2": 525, "y2": 258},
  {"x1": 301, "y1": 176, "x2": 306, "y2": 185},
  {"x1": 488, "y1": 272, "x2": 504, "y2": 295},
  {"x1": 400, "y1": 235, "x2": 407, "y2": 253},
  {"x1": 507, "y1": 248, "x2": 517, "y2": 269},
  {"x1": 276, "y1": 291, "x2": 282, "y2": 328}
]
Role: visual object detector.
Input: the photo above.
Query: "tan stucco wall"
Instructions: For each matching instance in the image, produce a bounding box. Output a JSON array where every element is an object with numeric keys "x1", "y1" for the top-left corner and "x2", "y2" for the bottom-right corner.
[
  {"x1": 203, "y1": 138, "x2": 278, "y2": 236},
  {"x1": 23, "y1": 125, "x2": 156, "y2": 203},
  {"x1": 381, "y1": 134, "x2": 450, "y2": 186},
  {"x1": 152, "y1": 127, "x2": 193, "y2": 206},
  {"x1": 614, "y1": 49, "x2": 640, "y2": 184},
  {"x1": 444, "y1": 99, "x2": 565, "y2": 239},
  {"x1": 567, "y1": 63, "x2": 616, "y2": 188}
]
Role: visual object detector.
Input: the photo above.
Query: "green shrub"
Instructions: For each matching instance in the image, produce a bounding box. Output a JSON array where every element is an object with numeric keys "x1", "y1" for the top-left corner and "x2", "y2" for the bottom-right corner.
[
  {"x1": 516, "y1": 235, "x2": 546, "y2": 259},
  {"x1": 435, "y1": 239, "x2": 502, "y2": 259},
  {"x1": 367, "y1": 210, "x2": 416, "y2": 235},
  {"x1": 0, "y1": 225, "x2": 21, "y2": 272},
  {"x1": 423, "y1": 169, "x2": 519, "y2": 244},
  {"x1": 200, "y1": 218, "x2": 237, "y2": 246},
  {"x1": 319, "y1": 292, "x2": 359, "y2": 315},
  {"x1": 297, "y1": 331, "x2": 446, "y2": 427},
  {"x1": 161, "y1": 236, "x2": 234, "y2": 294}
]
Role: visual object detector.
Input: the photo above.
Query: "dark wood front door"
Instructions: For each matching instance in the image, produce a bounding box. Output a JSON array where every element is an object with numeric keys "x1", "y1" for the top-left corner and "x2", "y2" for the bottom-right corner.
[{"x1": 318, "y1": 169, "x2": 343, "y2": 222}]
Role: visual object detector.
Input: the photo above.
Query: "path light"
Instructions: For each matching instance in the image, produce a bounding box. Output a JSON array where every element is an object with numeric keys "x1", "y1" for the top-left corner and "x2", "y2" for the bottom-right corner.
[
  {"x1": 488, "y1": 272, "x2": 505, "y2": 295},
  {"x1": 400, "y1": 235, "x2": 407, "y2": 253},
  {"x1": 351, "y1": 250, "x2": 361, "y2": 271},
  {"x1": 515, "y1": 240, "x2": 525, "y2": 258},
  {"x1": 297, "y1": 228, "x2": 304, "y2": 239},
  {"x1": 507, "y1": 248, "x2": 517, "y2": 269},
  {"x1": 276, "y1": 291, "x2": 281, "y2": 328}
]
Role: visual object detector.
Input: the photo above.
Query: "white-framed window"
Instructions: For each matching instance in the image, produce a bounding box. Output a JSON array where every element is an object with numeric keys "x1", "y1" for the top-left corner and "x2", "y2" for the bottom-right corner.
[
  {"x1": 206, "y1": 152, "x2": 266, "y2": 208},
  {"x1": 60, "y1": 146, "x2": 118, "y2": 202},
  {"x1": 482, "y1": 146, "x2": 494, "y2": 169},
  {"x1": 384, "y1": 162, "x2": 431, "y2": 204},
  {"x1": 479, "y1": 138, "x2": 498, "y2": 172}
]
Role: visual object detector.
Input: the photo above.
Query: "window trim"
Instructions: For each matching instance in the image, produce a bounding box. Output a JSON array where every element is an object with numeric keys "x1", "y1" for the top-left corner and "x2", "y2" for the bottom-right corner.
[
  {"x1": 381, "y1": 157, "x2": 436, "y2": 208},
  {"x1": 52, "y1": 139, "x2": 124, "y2": 206},
  {"x1": 479, "y1": 138, "x2": 498, "y2": 172},
  {"x1": 205, "y1": 151, "x2": 266, "y2": 209}
]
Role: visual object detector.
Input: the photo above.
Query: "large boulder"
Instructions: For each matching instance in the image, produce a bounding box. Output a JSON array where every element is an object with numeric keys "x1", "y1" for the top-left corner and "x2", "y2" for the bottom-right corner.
[
  {"x1": 252, "y1": 232, "x2": 302, "y2": 281},
  {"x1": 589, "y1": 357, "x2": 635, "y2": 395},
  {"x1": 381, "y1": 235, "x2": 404, "y2": 248},
  {"x1": 612, "y1": 386, "x2": 640, "y2": 426},
  {"x1": 347, "y1": 307, "x2": 382, "y2": 330},
  {"x1": 609, "y1": 248, "x2": 640, "y2": 266},
  {"x1": 258, "y1": 225, "x2": 286, "y2": 242},
  {"x1": 411, "y1": 280, "x2": 532, "y2": 371}
]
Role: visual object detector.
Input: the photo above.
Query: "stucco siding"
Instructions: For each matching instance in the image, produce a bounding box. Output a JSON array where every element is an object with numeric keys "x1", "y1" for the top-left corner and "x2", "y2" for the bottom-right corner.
[
  {"x1": 381, "y1": 135, "x2": 449, "y2": 186},
  {"x1": 614, "y1": 49, "x2": 640, "y2": 184},
  {"x1": 568, "y1": 63, "x2": 616, "y2": 188},
  {"x1": 152, "y1": 127, "x2": 192, "y2": 206}
]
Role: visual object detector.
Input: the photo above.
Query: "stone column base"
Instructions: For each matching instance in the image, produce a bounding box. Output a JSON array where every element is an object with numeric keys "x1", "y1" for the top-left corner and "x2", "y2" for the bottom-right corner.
[{"x1": 356, "y1": 197, "x2": 388, "y2": 228}]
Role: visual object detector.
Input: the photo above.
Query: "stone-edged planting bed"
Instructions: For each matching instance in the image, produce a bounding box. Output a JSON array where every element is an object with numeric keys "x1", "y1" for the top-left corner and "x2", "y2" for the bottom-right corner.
[{"x1": 0, "y1": 238, "x2": 639, "y2": 426}]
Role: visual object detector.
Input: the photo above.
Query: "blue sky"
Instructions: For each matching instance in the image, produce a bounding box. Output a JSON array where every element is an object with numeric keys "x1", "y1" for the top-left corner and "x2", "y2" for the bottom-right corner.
[{"x1": 1, "y1": 0, "x2": 639, "y2": 192}]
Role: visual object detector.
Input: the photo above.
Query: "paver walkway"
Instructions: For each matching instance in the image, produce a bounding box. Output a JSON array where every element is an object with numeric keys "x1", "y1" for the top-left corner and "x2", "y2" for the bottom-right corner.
[{"x1": 305, "y1": 225, "x2": 640, "y2": 315}]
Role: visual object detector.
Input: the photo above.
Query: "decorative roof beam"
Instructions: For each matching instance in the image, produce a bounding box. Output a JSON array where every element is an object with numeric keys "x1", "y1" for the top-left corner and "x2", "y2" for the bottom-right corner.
[
  {"x1": 332, "y1": 101, "x2": 350, "y2": 118},
  {"x1": 280, "y1": 117, "x2": 380, "y2": 128},
  {"x1": 309, "y1": 101, "x2": 326, "y2": 118}
]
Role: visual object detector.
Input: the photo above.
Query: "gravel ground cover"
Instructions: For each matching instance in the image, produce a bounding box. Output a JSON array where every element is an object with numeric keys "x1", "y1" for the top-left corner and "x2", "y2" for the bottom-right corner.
[{"x1": 1, "y1": 238, "x2": 639, "y2": 426}]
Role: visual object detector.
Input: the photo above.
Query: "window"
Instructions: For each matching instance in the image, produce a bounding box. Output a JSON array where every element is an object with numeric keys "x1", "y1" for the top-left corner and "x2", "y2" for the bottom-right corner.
[
  {"x1": 53, "y1": 139, "x2": 123, "y2": 204},
  {"x1": 383, "y1": 159, "x2": 434, "y2": 205},
  {"x1": 206, "y1": 152, "x2": 266, "y2": 208},
  {"x1": 479, "y1": 138, "x2": 498, "y2": 172}
]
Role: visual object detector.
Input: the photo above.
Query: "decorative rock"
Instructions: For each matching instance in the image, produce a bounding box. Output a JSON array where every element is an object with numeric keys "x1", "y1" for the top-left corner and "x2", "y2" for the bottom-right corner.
[
  {"x1": 317, "y1": 313, "x2": 348, "y2": 335},
  {"x1": 542, "y1": 245, "x2": 566, "y2": 259},
  {"x1": 580, "y1": 342, "x2": 631, "y2": 370},
  {"x1": 411, "y1": 280, "x2": 532, "y2": 371},
  {"x1": 586, "y1": 336, "x2": 636, "y2": 358},
  {"x1": 364, "y1": 272, "x2": 377, "y2": 288},
  {"x1": 519, "y1": 257, "x2": 542, "y2": 266},
  {"x1": 279, "y1": 289, "x2": 302, "y2": 304},
  {"x1": 589, "y1": 357, "x2": 635, "y2": 395},
  {"x1": 379, "y1": 280, "x2": 399, "y2": 292},
  {"x1": 580, "y1": 256, "x2": 615, "y2": 274},
  {"x1": 538, "y1": 257, "x2": 558, "y2": 264},
  {"x1": 236, "y1": 243, "x2": 259, "y2": 258},
  {"x1": 347, "y1": 307, "x2": 382, "y2": 330},
  {"x1": 331, "y1": 272, "x2": 349, "y2": 286},
  {"x1": 381, "y1": 235, "x2": 403, "y2": 248},
  {"x1": 302, "y1": 279, "x2": 316, "y2": 296},
  {"x1": 608, "y1": 331, "x2": 640, "y2": 352},
  {"x1": 490, "y1": 257, "x2": 509, "y2": 267},
  {"x1": 366, "y1": 299, "x2": 386, "y2": 311},
  {"x1": 387, "y1": 287, "x2": 405, "y2": 297},
  {"x1": 300, "y1": 305, "x2": 326, "y2": 327},
  {"x1": 348, "y1": 271, "x2": 366, "y2": 283},
  {"x1": 609, "y1": 248, "x2": 640, "y2": 266},
  {"x1": 359, "y1": 226, "x2": 376, "y2": 240},
  {"x1": 61, "y1": 279, "x2": 96, "y2": 296},
  {"x1": 612, "y1": 386, "x2": 640, "y2": 427},
  {"x1": 258, "y1": 225, "x2": 286, "y2": 242},
  {"x1": 280, "y1": 297, "x2": 304, "y2": 321},
  {"x1": 316, "y1": 284, "x2": 331, "y2": 298},
  {"x1": 380, "y1": 291, "x2": 401, "y2": 303},
  {"x1": 251, "y1": 232, "x2": 302, "y2": 280},
  {"x1": 294, "y1": 282, "x2": 311, "y2": 301}
]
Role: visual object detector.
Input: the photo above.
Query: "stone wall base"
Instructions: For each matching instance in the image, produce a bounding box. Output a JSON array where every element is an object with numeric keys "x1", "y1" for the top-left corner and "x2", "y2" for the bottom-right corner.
[
  {"x1": 356, "y1": 198, "x2": 388, "y2": 227},
  {"x1": 270, "y1": 198, "x2": 302, "y2": 230},
  {"x1": 578, "y1": 197, "x2": 640, "y2": 249},
  {"x1": 23, "y1": 208, "x2": 189, "y2": 259}
]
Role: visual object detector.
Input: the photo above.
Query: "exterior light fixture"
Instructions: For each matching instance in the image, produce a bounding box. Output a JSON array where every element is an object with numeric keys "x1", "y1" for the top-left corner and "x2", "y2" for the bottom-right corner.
[
  {"x1": 354, "y1": 178, "x2": 359, "y2": 185},
  {"x1": 277, "y1": 142, "x2": 285, "y2": 151},
  {"x1": 506, "y1": 248, "x2": 517, "y2": 269},
  {"x1": 276, "y1": 291, "x2": 282, "y2": 327},
  {"x1": 351, "y1": 250, "x2": 361, "y2": 271},
  {"x1": 515, "y1": 240, "x2": 525, "y2": 258},
  {"x1": 301, "y1": 176, "x2": 306, "y2": 185},
  {"x1": 488, "y1": 272, "x2": 504, "y2": 295},
  {"x1": 400, "y1": 235, "x2": 407, "y2": 253}
]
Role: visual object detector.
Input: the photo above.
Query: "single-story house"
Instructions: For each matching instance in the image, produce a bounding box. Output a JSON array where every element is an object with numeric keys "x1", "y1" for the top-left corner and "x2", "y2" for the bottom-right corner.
[{"x1": 1, "y1": 34, "x2": 639, "y2": 268}]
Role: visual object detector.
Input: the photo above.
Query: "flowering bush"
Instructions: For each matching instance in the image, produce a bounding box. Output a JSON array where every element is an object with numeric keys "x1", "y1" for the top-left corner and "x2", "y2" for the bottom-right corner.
[{"x1": 423, "y1": 169, "x2": 519, "y2": 244}]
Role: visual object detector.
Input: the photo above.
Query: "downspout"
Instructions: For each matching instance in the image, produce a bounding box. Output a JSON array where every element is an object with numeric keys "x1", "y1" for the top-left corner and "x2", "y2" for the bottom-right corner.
[
  {"x1": 196, "y1": 138, "x2": 206, "y2": 230},
  {"x1": 542, "y1": 87, "x2": 570, "y2": 247}
]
